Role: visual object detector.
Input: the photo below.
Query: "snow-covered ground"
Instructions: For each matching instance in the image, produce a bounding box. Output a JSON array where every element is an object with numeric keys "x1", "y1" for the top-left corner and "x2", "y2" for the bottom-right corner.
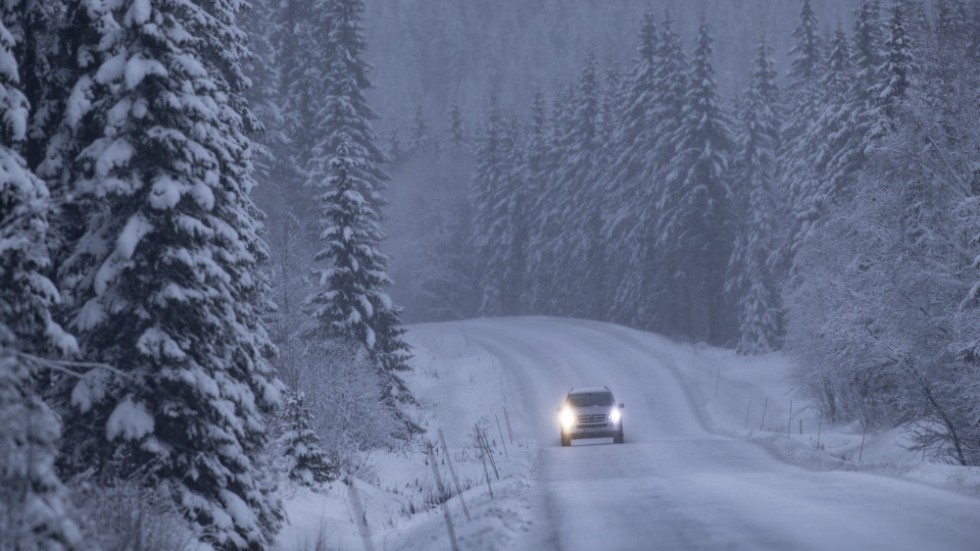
[{"x1": 276, "y1": 317, "x2": 980, "y2": 550}]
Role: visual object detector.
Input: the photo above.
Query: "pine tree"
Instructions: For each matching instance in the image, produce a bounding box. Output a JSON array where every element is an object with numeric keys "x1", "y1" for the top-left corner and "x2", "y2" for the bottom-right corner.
[
  {"x1": 409, "y1": 101, "x2": 431, "y2": 153},
  {"x1": 658, "y1": 18, "x2": 734, "y2": 343},
  {"x1": 305, "y1": 135, "x2": 416, "y2": 432},
  {"x1": 523, "y1": 90, "x2": 551, "y2": 312},
  {"x1": 727, "y1": 36, "x2": 782, "y2": 354},
  {"x1": 615, "y1": 13, "x2": 689, "y2": 330},
  {"x1": 317, "y1": 0, "x2": 387, "y2": 206},
  {"x1": 388, "y1": 128, "x2": 404, "y2": 161},
  {"x1": 528, "y1": 84, "x2": 574, "y2": 314},
  {"x1": 871, "y1": 1, "x2": 916, "y2": 135},
  {"x1": 447, "y1": 102, "x2": 466, "y2": 152},
  {"x1": 789, "y1": 0, "x2": 824, "y2": 85},
  {"x1": 852, "y1": 0, "x2": 884, "y2": 101},
  {"x1": 781, "y1": 3, "x2": 824, "y2": 185},
  {"x1": 792, "y1": 28, "x2": 861, "y2": 252},
  {"x1": 612, "y1": 9, "x2": 657, "y2": 191},
  {"x1": 310, "y1": 0, "x2": 416, "y2": 427},
  {"x1": 547, "y1": 52, "x2": 603, "y2": 318},
  {"x1": 471, "y1": 99, "x2": 514, "y2": 315},
  {"x1": 3, "y1": 0, "x2": 73, "y2": 172},
  {"x1": 280, "y1": 391, "x2": 334, "y2": 486},
  {"x1": 281, "y1": 0, "x2": 329, "y2": 179},
  {"x1": 779, "y1": 1, "x2": 826, "y2": 284},
  {"x1": 608, "y1": 11, "x2": 663, "y2": 327},
  {"x1": 0, "y1": 356, "x2": 82, "y2": 551},
  {"x1": 0, "y1": 10, "x2": 81, "y2": 547},
  {"x1": 851, "y1": 0, "x2": 885, "y2": 153},
  {"x1": 12, "y1": 0, "x2": 110, "y2": 290},
  {"x1": 502, "y1": 117, "x2": 529, "y2": 314},
  {"x1": 819, "y1": 28, "x2": 867, "y2": 198},
  {"x1": 54, "y1": 1, "x2": 284, "y2": 547}
]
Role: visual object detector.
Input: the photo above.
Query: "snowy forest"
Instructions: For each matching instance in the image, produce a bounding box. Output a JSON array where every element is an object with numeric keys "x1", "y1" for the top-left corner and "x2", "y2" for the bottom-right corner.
[
  {"x1": 1, "y1": 0, "x2": 979, "y2": 550},
  {"x1": 378, "y1": 0, "x2": 980, "y2": 461}
]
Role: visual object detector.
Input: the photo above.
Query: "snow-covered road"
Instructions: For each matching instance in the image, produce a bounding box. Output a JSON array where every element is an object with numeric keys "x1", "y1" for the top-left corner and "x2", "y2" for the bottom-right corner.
[{"x1": 434, "y1": 317, "x2": 980, "y2": 551}]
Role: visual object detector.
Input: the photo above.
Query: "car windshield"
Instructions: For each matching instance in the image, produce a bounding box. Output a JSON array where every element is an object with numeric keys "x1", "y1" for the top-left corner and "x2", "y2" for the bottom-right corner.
[{"x1": 568, "y1": 392, "x2": 614, "y2": 407}]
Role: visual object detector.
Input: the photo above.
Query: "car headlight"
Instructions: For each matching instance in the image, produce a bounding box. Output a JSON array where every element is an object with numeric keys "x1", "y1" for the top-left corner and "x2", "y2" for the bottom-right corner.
[
  {"x1": 559, "y1": 407, "x2": 576, "y2": 430},
  {"x1": 609, "y1": 408, "x2": 621, "y2": 423}
]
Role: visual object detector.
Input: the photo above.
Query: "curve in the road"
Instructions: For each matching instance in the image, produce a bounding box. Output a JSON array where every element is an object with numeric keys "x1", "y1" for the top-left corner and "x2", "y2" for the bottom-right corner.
[{"x1": 416, "y1": 317, "x2": 980, "y2": 551}]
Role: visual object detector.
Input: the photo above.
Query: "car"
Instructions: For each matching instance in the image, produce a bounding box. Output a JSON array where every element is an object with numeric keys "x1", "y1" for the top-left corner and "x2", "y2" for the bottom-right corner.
[{"x1": 556, "y1": 386, "x2": 625, "y2": 446}]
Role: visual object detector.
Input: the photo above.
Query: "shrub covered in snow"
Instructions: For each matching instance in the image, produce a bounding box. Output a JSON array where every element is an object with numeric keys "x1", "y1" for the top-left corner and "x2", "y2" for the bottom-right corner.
[{"x1": 300, "y1": 338, "x2": 400, "y2": 472}]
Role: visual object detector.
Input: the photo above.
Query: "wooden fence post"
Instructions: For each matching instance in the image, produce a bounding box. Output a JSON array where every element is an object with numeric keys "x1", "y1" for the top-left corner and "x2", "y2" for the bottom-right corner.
[
  {"x1": 438, "y1": 429, "x2": 471, "y2": 521},
  {"x1": 427, "y1": 443, "x2": 460, "y2": 551}
]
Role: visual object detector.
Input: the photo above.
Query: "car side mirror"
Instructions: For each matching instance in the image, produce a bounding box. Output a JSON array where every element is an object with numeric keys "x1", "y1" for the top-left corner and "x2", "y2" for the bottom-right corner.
[{"x1": 619, "y1": 403, "x2": 625, "y2": 409}]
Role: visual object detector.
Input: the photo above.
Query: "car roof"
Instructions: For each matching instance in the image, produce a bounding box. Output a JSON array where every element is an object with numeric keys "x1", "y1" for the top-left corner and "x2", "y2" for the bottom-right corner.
[{"x1": 569, "y1": 386, "x2": 612, "y2": 395}]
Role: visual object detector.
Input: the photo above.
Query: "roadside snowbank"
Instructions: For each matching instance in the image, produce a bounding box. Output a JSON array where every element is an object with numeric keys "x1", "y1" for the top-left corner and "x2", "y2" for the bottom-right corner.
[
  {"x1": 275, "y1": 323, "x2": 535, "y2": 551},
  {"x1": 670, "y1": 340, "x2": 980, "y2": 496}
]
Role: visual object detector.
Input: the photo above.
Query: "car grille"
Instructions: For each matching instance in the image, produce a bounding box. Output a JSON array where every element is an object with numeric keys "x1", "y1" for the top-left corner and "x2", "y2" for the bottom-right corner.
[{"x1": 577, "y1": 413, "x2": 608, "y2": 424}]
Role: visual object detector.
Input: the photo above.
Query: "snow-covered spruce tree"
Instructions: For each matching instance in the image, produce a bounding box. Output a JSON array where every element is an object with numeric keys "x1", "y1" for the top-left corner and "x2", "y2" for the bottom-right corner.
[
  {"x1": 316, "y1": 0, "x2": 386, "y2": 207},
  {"x1": 500, "y1": 116, "x2": 530, "y2": 314},
  {"x1": 610, "y1": 11, "x2": 657, "y2": 195},
  {"x1": 471, "y1": 99, "x2": 525, "y2": 315},
  {"x1": 657, "y1": 18, "x2": 734, "y2": 343},
  {"x1": 621, "y1": 12, "x2": 687, "y2": 332},
  {"x1": 789, "y1": 29, "x2": 862, "y2": 269},
  {"x1": 280, "y1": 0, "x2": 329, "y2": 181},
  {"x1": 2, "y1": 0, "x2": 72, "y2": 172},
  {"x1": 447, "y1": 101, "x2": 467, "y2": 152},
  {"x1": 851, "y1": 0, "x2": 883, "y2": 103},
  {"x1": 53, "y1": 1, "x2": 284, "y2": 548},
  {"x1": 726, "y1": 36, "x2": 782, "y2": 355},
  {"x1": 849, "y1": 0, "x2": 884, "y2": 154},
  {"x1": 409, "y1": 101, "x2": 432, "y2": 154},
  {"x1": 649, "y1": 12, "x2": 689, "y2": 204},
  {"x1": 584, "y1": 67, "x2": 624, "y2": 321},
  {"x1": 547, "y1": 52, "x2": 604, "y2": 318},
  {"x1": 387, "y1": 127, "x2": 404, "y2": 162},
  {"x1": 0, "y1": 11, "x2": 81, "y2": 547},
  {"x1": 309, "y1": 0, "x2": 417, "y2": 429},
  {"x1": 9, "y1": 0, "x2": 109, "y2": 287},
  {"x1": 0, "y1": 357, "x2": 82, "y2": 551},
  {"x1": 607, "y1": 11, "x2": 662, "y2": 327},
  {"x1": 870, "y1": 1, "x2": 916, "y2": 137},
  {"x1": 305, "y1": 135, "x2": 417, "y2": 435},
  {"x1": 778, "y1": 0, "x2": 825, "y2": 279},
  {"x1": 522, "y1": 90, "x2": 552, "y2": 313},
  {"x1": 788, "y1": 0, "x2": 824, "y2": 86},
  {"x1": 527, "y1": 84, "x2": 574, "y2": 315},
  {"x1": 471, "y1": 97, "x2": 502, "y2": 313},
  {"x1": 280, "y1": 390, "x2": 334, "y2": 486}
]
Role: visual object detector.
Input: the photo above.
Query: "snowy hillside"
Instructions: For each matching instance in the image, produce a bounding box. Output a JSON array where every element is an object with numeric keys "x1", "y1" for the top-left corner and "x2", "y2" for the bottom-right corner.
[{"x1": 276, "y1": 318, "x2": 980, "y2": 550}]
